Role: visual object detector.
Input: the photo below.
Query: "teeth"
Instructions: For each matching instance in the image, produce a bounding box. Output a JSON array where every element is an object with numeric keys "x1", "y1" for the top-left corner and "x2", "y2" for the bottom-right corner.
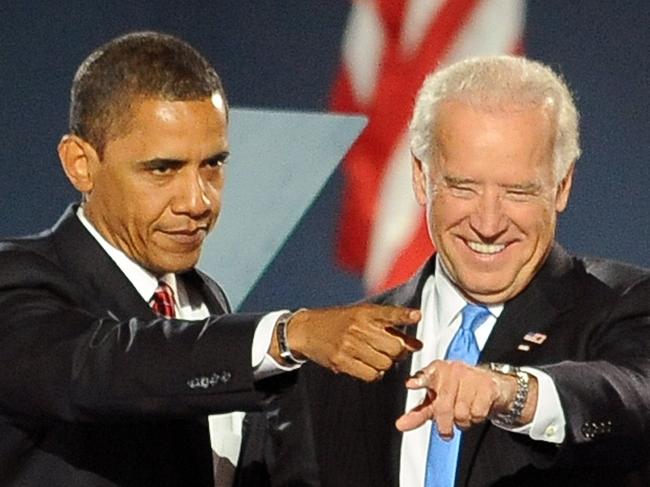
[{"x1": 467, "y1": 241, "x2": 505, "y2": 254}]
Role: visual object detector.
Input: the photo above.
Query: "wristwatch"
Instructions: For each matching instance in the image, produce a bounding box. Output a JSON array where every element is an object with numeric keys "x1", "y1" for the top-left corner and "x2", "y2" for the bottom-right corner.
[
  {"x1": 275, "y1": 310, "x2": 307, "y2": 366},
  {"x1": 482, "y1": 362, "x2": 530, "y2": 426}
]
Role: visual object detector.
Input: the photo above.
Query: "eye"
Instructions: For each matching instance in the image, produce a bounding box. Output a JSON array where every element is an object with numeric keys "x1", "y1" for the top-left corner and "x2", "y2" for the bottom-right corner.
[
  {"x1": 141, "y1": 159, "x2": 180, "y2": 176},
  {"x1": 151, "y1": 164, "x2": 173, "y2": 175},
  {"x1": 207, "y1": 158, "x2": 226, "y2": 168},
  {"x1": 504, "y1": 187, "x2": 539, "y2": 202},
  {"x1": 448, "y1": 184, "x2": 477, "y2": 198},
  {"x1": 201, "y1": 156, "x2": 227, "y2": 171},
  {"x1": 506, "y1": 190, "x2": 528, "y2": 200}
]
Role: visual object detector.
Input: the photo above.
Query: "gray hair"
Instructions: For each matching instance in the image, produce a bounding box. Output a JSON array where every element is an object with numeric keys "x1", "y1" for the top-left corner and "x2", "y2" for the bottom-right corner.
[{"x1": 409, "y1": 55, "x2": 580, "y2": 182}]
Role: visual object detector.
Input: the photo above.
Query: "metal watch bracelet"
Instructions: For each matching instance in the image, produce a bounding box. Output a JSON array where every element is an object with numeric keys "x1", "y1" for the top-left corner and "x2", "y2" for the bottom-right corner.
[{"x1": 484, "y1": 362, "x2": 530, "y2": 426}]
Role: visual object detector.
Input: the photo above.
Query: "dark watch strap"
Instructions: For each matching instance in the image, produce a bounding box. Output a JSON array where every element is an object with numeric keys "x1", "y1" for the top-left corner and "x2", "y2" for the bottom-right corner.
[{"x1": 276, "y1": 311, "x2": 307, "y2": 366}]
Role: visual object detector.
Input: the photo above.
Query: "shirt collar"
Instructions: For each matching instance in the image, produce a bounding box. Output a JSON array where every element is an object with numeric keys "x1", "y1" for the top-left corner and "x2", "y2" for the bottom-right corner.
[
  {"x1": 434, "y1": 254, "x2": 504, "y2": 328},
  {"x1": 76, "y1": 206, "x2": 174, "y2": 302}
]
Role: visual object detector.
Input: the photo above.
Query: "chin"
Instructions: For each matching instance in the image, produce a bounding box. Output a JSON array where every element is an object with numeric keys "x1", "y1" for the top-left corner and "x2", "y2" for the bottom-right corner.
[
  {"x1": 147, "y1": 256, "x2": 198, "y2": 275},
  {"x1": 456, "y1": 276, "x2": 516, "y2": 303},
  {"x1": 167, "y1": 260, "x2": 198, "y2": 274}
]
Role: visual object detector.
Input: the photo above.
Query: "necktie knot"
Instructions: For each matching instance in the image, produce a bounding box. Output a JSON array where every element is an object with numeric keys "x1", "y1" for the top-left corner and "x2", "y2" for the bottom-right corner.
[
  {"x1": 460, "y1": 304, "x2": 491, "y2": 334},
  {"x1": 151, "y1": 281, "x2": 176, "y2": 319},
  {"x1": 445, "y1": 304, "x2": 490, "y2": 363}
]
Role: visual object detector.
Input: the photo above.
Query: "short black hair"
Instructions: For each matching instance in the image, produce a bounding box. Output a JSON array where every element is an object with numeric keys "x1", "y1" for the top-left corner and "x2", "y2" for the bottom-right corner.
[{"x1": 69, "y1": 31, "x2": 228, "y2": 155}]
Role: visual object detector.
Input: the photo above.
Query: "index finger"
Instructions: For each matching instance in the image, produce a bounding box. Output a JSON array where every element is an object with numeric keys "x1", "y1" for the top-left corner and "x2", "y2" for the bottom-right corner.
[
  {"x1": 395, "y1": 399, "x2": 433, "y2": 432},
  {"x1": 371, "y1": 305, "x2": 421, "y2": 326}
]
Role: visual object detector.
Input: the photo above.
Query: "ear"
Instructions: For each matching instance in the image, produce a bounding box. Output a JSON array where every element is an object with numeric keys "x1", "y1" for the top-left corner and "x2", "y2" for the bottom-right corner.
[
  {"x1": 555, "y1": 164, "x2": 575, "y2": 213},
  {"x1": 58, "y1": 135, "x2": 99, "y2": 193},
  {"x1": 411, "y1": 154, "x2": 428, "y2": 206}
]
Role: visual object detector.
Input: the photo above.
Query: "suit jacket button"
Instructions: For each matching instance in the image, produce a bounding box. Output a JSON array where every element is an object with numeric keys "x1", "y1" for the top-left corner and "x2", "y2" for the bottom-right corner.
[{"x1": 544, "y1": 424, "x2": 558, "y2": 438}]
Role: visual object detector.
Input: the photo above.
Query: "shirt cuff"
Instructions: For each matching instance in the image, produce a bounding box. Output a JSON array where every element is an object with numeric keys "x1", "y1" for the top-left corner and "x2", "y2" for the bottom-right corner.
[
  {"x1": 492, "y1": 367, "x2": 566, "y2": 444},
  {"x1": 251, "y1": 310, "x2": 303, "y2": 380}
]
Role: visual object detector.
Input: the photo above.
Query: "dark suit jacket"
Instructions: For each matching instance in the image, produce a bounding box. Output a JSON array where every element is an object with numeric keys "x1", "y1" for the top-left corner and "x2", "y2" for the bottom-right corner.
[
  {"x1": 0, "y1": 206, "x2": 317, "y2": 486},
  {"x1": 305, "y1": 244, "x2": 650, "y2": 486}
]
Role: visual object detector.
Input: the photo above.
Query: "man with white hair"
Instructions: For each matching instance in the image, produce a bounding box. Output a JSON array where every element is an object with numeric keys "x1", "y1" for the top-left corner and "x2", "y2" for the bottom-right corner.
[{"x1": 306, "y1": 55, "x2": 650, "y2": 486}]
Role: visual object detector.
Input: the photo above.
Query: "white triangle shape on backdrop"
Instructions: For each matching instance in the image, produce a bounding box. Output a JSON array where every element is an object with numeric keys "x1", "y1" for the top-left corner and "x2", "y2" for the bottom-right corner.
[{"x1": 199, "y1": 108, "x2": 366, "y2": 310}]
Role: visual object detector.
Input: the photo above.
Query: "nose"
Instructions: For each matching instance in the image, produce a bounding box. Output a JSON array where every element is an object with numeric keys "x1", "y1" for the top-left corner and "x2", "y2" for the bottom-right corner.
[
  {"x1": 469, "y1": 189, "x2": 507, "y2": 239},
  {"x1": 174, "y1": 170, "x2": 213, "y2": 218}
]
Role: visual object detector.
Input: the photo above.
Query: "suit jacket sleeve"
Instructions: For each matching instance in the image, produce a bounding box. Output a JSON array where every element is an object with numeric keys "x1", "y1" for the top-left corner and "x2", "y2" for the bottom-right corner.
[
  {"x1": 537, "y1": 270, "x2": 650, "y2": 467},
  {"x1": 0, "y1": 245, "x2": 276, "y2": 424}
]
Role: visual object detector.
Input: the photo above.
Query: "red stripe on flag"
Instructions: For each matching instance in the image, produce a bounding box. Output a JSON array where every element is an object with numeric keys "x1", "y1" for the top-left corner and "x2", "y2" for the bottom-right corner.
[
  {"x1": 330, "y1": 70, "x2": 362, "y2": 114},
  {"x1": 377, "y1": 216, "x2": 433, "y2": 291},
  {"x1": 334, "y1": 0, "x2": 481, "y2": 281}
]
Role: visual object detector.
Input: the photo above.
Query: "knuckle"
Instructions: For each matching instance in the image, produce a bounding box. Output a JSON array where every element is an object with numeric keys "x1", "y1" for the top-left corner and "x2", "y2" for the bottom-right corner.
[
  {"x1": 340, "y1": 337, "x2": 355, "y2": 354},
  {"x1": 431, "y1": 401, "x2": 448, "y2": 419},
  {"x1": 470, "y1": 401, "x2": 485, "y2": 417},
  {"x1": 454, "y1": 402, "x2": 470, "y2": 420},
  {"x1": 379, "y1": 356, "x2": 394, "y2": 371},
  {"x1": 383, "y1": 340, "x2": 402, "y2": 358},
  {"x1": 348, "y1": 323, "x2": 366, "y2": 337},
  {"x1": 331, "y1": 351, "x2": 346, "y2": 369},
  {"x1": 449, "y1": 361, "x2": 466, "y2": 375}
]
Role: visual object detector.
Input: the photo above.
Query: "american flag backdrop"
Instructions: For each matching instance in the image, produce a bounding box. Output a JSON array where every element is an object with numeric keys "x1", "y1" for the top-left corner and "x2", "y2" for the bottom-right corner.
[{"x1": 332, "y1": 0, "x2": 525, "y2": 293}]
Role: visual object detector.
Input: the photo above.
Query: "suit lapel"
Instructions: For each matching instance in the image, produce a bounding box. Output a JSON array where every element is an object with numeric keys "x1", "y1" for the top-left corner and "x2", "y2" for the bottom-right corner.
[
  {"x1": 181, "y1": 269, "x2": 229, "y2": 315},
  {"x1": 50, "y1": 205, "x2": 230, "y2": 322},
  {"x1": 457, "y1": 244, "x2": 577, "y2": 485},
  {"x1": 50, "y1": 205, "x2": 154, "y2": 320}
]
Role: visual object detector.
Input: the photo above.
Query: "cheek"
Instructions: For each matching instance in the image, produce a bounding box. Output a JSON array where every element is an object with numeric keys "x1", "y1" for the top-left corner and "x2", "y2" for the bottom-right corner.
[
  {"x1": 131, "y1": 190, "x2": 172, "y2": 231},
  {"x1": 509, "y1": 203, "x2": 555, "y2": 239},
  {"x1": 431, "y1": 195, "x2": 471, "y2": 231}
]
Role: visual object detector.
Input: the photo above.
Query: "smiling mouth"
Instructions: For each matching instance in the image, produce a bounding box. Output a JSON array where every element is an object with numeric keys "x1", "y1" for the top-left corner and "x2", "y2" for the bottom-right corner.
[{"x1": 466, "y1": 240, "x2": 506, "y2": 255}]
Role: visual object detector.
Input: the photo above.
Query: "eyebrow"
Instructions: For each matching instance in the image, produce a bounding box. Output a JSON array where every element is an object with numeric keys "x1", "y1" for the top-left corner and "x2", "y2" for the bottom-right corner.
[
  {"x1": 499, "y1": 182, "x2": 542, "y2": 192},
  {"x1": 135, "y1": 150, "x2": 230, "y2": 169},
  {"x1": 137, "y1": 158, "x2": 184, "y2": 170},
  {"x1": 443, "y1": 175, "x2": 476, "y2": 185}
]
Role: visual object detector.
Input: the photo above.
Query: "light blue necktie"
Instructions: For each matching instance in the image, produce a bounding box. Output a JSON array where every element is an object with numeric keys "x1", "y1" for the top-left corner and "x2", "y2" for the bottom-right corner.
[{"x1": 424, "y1": 304, "x2": 491, "y2": 487}]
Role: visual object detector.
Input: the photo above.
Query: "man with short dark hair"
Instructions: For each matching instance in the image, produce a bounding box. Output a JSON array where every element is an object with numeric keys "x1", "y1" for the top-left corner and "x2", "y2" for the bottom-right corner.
[
  {"x1": 306, "y1": 55, "x2": 650, "y2": 486},
  {"x1": 0, "y1": 31, "x2": 421, "y2": 486}
]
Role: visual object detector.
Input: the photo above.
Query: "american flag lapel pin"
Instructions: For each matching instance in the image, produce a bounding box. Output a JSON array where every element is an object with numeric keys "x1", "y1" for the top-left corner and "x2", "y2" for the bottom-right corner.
[
  {"x1": 523, "y1": 332, "x2": 548, "y2": 345},
  {"x1": 517, "y1": 332, "x2": 548, "y2": 351}
]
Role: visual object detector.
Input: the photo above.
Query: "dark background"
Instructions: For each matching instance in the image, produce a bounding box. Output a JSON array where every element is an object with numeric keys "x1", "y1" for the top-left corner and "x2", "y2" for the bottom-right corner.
[{"x1": 1, "y1": 1, "x2": 648, "y2": 310}]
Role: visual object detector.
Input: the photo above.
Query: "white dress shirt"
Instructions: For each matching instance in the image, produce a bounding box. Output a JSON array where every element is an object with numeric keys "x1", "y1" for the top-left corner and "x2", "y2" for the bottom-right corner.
[
  {"x1": 76, "y1": 207, "x2": 297, "y2": 474},
  {"x1": 399, "y1": 257, "x2": 566, "y2": 487}
]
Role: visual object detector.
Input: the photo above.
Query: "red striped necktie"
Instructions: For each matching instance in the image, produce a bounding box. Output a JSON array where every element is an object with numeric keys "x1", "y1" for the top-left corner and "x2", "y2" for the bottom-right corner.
[{"x1": 150, "y1": 281, "x2": 176, "y2": 319}]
